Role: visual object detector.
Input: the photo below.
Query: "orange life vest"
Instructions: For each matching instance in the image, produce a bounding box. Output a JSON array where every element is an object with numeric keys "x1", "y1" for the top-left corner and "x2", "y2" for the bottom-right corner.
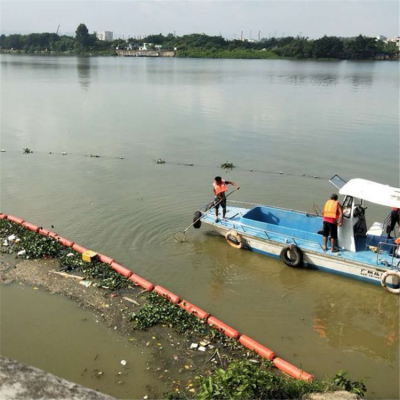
[
  {"x1": 323, "y1": 200, "x2": 339, "y2": 219},
  {"x1": 395, "y1": 237, "x2": 400, "y2": 245},
  {"x1": 213, "y1": 179, "x2": 227, "y2": 195}
]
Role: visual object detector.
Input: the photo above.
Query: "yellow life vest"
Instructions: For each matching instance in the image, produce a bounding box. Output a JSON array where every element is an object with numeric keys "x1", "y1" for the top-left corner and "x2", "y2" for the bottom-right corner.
[{"x1": 323, "y1": 200, "x2": 338, "y2": 219}]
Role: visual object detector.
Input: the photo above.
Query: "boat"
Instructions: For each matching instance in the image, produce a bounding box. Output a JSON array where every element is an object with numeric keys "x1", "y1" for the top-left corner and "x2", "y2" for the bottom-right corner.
[{"x1": 199, "y1": 175, "x2": 400, "y2": 294}]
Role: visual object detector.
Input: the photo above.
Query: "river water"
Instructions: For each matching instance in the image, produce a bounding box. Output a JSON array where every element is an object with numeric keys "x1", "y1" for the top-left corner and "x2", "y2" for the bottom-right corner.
[{"x1": 0, "y1": 54, "x2": 399, "y2": 399}]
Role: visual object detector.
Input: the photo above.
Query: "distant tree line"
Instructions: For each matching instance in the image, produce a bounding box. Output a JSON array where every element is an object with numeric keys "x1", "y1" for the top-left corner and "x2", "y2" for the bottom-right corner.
[{"x1": 1, "y1": 24, "x2": 398, "y2": 60}]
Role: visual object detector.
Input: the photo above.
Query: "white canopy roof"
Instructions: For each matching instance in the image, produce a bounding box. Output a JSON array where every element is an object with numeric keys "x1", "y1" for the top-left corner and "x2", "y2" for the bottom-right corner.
[{"x1": 339, "y1": 179, "x2": 400, "y2": 208}]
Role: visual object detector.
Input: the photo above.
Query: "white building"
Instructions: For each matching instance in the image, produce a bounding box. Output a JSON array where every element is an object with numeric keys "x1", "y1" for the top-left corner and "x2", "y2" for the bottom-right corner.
[
  {"x1": 376, "y1": 35, "x2": 387, "y2": 41},
  {"x1": 95, "y1": 31, "x2": 113, "y2": 41},
  {"x1": 387, "y1": 36, "x2": 400, "y2": 49}
]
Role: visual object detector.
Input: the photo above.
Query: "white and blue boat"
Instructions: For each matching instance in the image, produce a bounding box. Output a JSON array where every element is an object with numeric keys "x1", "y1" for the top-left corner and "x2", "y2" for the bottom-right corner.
[{"x1": 200, "y1": 175, "x2": 400, "y2": 294}]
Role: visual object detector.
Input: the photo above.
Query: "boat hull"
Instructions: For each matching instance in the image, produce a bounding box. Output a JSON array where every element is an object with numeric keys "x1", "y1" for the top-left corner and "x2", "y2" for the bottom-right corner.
[{"x1": 209, "y1": 224, "x2": 399, "y2": 290}]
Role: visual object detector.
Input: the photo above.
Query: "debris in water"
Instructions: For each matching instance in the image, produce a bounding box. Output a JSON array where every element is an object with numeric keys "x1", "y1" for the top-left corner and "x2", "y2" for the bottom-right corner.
[
  {"x1": 221, "y1": 161, "x2": 234, "y2": 170},
  {"x1": 1, "y1": 149, "x2": 6, "y2": 152},
  {"x1": 7, "y1": 235, "x2": 16, "y2": 241},
  {"x1": 79, "y1": 280, "x2": 93, "y2": 288},
  {"x1": 17, "y1": 250, "x2": 26, "y2": 257},
  {"x1": 190, "y1": 343, "x2": 198, "y2": 350},
  {"x1": 156, "y1": 159, "x2": 166, "y2": 164},
  {"x1": 120, "y1": 360, "x2": 127, "y2": 366},
  {"x1": 198, "y1": 346, "x2": 206, "y2": 352},
  {"x1": 61, "y1": 152, "x2": 67, "y2": 155},
  {"x1": 23, "y1": 148, "x2": 33, "y2": 154}
]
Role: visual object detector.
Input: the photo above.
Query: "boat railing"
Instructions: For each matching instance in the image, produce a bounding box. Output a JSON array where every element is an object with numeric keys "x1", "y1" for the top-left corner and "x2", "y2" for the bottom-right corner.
[
  {"x1": 376, "y1": 242, "x2": 400, "y2": 269},
  {"x1": 219, "y1": 216, "x2": 325, "y2": 252}
]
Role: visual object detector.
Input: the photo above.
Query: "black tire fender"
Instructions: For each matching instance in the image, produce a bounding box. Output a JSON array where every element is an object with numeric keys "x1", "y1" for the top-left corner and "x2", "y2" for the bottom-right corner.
[
  {"x1": 280, "y1": 245, "x2": 303, "y2": 267},
  {"x1": 193, "y1": 211, "x2": 203, "y2": 229}
]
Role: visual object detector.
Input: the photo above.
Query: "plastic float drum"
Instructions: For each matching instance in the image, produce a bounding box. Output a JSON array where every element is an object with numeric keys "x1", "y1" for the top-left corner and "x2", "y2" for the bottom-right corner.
[
  {"x1": 193, "y1": 211, "x2": 203, "y2": 229},
  {"x1": 280, "y1": 245, "x2": 303, "y2": 267},
  {"x1": 225, "y1": 230, "x2": 243, "y2": 249},
  {"x1": 380, "y1": 270, "x2": 400, "y2": 294}
]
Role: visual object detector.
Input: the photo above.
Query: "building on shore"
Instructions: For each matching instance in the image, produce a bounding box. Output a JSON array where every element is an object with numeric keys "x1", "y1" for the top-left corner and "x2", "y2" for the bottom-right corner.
[{"x1": 95, "y1": 31, "x2": 113, "y2": 41}]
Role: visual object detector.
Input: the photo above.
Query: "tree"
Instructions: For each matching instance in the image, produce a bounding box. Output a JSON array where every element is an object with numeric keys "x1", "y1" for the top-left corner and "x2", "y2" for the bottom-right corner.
[{"x1": 75, "y1": 23, "x2": 93, "y2": 47}]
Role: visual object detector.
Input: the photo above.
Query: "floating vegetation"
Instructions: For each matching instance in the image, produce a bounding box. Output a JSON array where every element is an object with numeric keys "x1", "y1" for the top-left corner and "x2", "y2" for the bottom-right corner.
[
  {"x1": 133, "y1": 292, "x2": 242, "y2": 351},
  {"x1": 23, "y1": 148, "x2": 33, "y2": 154},
  {"x1": 0, "y1": 220, "x2": 63, "y2": 258},
  {"x1": 220, "y1": 161, "x2": 234, "y2": 170},
  {"x1": 89, "y1": 154, "x2": 101, "y2": 158},
  {"x1": 81, "y1": 262, "x2": 130, "y2": 290}
]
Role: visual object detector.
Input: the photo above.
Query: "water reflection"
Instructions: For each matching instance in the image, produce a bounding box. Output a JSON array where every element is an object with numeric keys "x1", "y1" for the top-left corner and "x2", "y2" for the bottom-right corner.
[
  {"x1": 77, "y1": 57, "x2": 91, "y2": 90},
  {"x1": 312, "y1": 285, "x2": 399, "y2": 362}
]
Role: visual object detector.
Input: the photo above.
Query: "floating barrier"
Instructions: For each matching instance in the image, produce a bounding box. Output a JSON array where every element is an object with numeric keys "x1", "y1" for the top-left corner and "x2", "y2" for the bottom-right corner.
[
  {"x1": 273, "y1": 357, "x2": 313, "y2": 382},
  {"x1": 56, "y1": 236, "x2": 74, "y2": 247},
  {"x1": 207, "y1": 316, "x2": 240, "y2": 339},
  {"x1": 179, "y1": 300, "x2": 210, "y2": 320},
  {"x1": 154, "y1": 285, "x2": 180, "y2": 304},
  {"x1": 7, "y1": 215, "x2": 24, "y2": 224},
  {"x1": 97, "y1": 253, "x2": 114, "y2": 265},
  {"x1": 0, "y1": 214, "x2": 314, "y2": 381},
  {"x1": 129, "y1": 274, "x2": 154, "y2": 291},
  {"x1": 38, "y1": 228, "x2": 52, "y2": 237},
  {"x1": 22, "y1": 222, "x2": 40, "y2": 233},
  {"x1": 239, "y1": 335, "x2": 275, "y2": 360},
  {"x1": 110, "y1": 262, "x2": 132, "y2": 278},
  {"x1": 72, "y1": 243, "x2": 88, "y2": 254}
]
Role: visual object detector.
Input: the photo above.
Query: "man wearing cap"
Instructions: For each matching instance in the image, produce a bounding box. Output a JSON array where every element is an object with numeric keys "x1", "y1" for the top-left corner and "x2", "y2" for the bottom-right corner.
[
  {"x1": 322, "y1": 194, "x2": 343, "y2": 252},
  {"x1": 213, "y1": 176, "x2": 239, "y2": 222}
]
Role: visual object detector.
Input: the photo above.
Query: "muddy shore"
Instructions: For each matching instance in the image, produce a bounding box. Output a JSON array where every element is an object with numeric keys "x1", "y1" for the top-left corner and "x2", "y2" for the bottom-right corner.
[{"x1": 0, "y1": 252, "x2": 248, "y2": 398}]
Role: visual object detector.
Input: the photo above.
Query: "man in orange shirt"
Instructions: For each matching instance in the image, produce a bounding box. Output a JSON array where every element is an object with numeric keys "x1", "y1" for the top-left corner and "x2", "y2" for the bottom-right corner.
[
  {"x1": 213, "y1": 176, "x2": 239, "y2": 222},
  {"x1": 322, "y1": 194, "x2": 343, "y2": 252}
]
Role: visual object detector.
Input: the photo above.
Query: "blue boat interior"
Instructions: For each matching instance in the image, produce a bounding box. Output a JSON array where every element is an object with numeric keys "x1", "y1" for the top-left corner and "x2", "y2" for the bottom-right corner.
[{"x1": 202, "y1": 205, "x2": 398, "y2": 270}]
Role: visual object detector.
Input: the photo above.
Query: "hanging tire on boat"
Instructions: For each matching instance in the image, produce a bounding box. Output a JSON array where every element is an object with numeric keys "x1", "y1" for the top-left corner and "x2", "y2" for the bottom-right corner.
[
  {"x1": 380, "y1": 270, "x2": 400, "y2": 294},
  {"x1": 193, "y1": 211, "x2": 203, "y2": 229},
  {"x1": 280, "y1": 245, "x2": 303, "y2": 268},
  {"x1": 225, "y1": 230, "x2": 243, "y2": 249}
]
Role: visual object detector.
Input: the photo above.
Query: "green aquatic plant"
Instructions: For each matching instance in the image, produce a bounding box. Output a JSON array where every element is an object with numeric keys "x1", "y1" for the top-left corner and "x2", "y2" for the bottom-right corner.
[
  {"x1": 81, "y1": 261, "x2": 130, "y2": 290},
  {"x1": 220, "y1": 161, "x2": 234, "y2": 170},
  {"x1": 333, "y1": 370, "x2": 367, "y2": 397}
]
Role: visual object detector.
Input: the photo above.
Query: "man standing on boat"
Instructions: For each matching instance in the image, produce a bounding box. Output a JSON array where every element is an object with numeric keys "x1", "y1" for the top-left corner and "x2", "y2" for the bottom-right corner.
[
  {"x1": 322, "y1": 194, "x2": 343, "y2": 252},
  {"x1": 386, "y1": 208, "x2": 399, "y2": 239},
  {"x1": 213, "y1": 176, "x2": 239, "y2": 222}
]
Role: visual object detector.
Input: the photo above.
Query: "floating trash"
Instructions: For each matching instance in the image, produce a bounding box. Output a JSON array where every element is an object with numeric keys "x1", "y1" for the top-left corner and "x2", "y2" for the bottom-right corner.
[
  {"x1": 61, "y1": 152, "x2": 67, "y2": 155},
  {"x1": 156, "y1": 159, "x2": 166, "y2": 164},
  {"x1": 120, "y1": 360, "x2": 127, "y2": 366}
]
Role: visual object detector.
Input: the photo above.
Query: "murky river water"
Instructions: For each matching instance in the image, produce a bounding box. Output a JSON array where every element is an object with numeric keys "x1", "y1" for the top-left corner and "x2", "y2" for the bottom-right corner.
[{"x1": 1, "y1": 55, "x2": 399, "y2": 399}]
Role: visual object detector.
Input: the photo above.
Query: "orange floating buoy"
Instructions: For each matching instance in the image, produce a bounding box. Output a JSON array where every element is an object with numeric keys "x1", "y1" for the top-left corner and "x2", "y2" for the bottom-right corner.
[
  {"x1": 0, "y1": 214, "x2": 7, "y2": 220},
  {"x1": 179, "y1": 300, "x2": 210, "y2": 320},
  {"x1": 56, "y1": 236, "x2": 74, "y2": 247},
  {"x1": 97, "y1": 253, "x2": 114, "y2": 265},
  {"x1": 129, "y1": 274, "x2": 155, "y2": 291},
  {"x1": 38, "y1": 228, "x2": 52, "y2": 237},
  {"x1": 47, "y1": 231, "x2": 58, "y2": 239},
  {"x1": 239, "y1": 335, "x2": 275, "y2": 360},
  {"x1": 207, "y1": 316, "x2": 240, "y2": 339},
  {"x1": 22, "y1": 222, "x2": 40, "y2": 233},
  {"x1": 110, "y1": 262, "x2": 132, "y2": 278},
  {"x1": 7, "y1": 215, "x2": 25, "y2": 225},
  {"x1": 154, "y1": 286, "x2": 180, "y2": 304},
  {"x1": 273, "y1": 357, "x2": 313, "y2": 382},
  {"x1": 72, "y1": 243, "x2": 88, "y2": 254}
]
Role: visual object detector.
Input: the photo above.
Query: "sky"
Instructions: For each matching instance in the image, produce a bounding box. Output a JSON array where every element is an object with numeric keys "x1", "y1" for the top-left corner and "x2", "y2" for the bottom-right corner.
[{"x1": 0, "y1": 0, "x2": 399, "y2": 40}]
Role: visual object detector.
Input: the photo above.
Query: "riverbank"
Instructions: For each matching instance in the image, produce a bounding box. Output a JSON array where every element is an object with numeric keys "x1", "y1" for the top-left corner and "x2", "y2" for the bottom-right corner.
[{"x1": 1, "y1": 48, "x2": 398, "y2": 60}]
